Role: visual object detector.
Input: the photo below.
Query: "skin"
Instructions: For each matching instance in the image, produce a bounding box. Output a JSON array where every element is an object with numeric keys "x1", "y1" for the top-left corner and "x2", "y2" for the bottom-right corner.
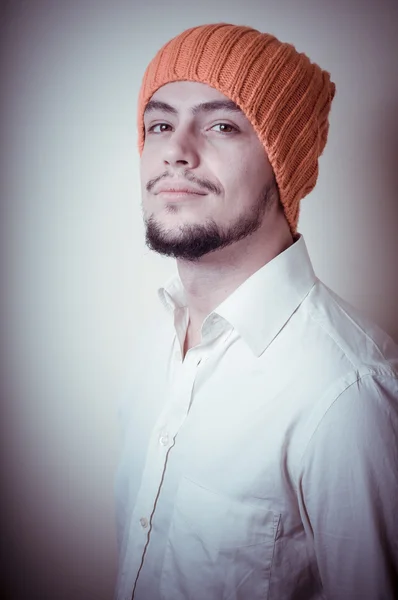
[{"x1": 140, "y1": 81, "x2": 293, "y2": 355}]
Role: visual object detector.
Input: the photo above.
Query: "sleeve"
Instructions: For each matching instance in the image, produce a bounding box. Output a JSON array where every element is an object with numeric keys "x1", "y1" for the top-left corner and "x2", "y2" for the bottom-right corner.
[{"x1": 298, "y1": 372, "x2": 398, "y2": 600}]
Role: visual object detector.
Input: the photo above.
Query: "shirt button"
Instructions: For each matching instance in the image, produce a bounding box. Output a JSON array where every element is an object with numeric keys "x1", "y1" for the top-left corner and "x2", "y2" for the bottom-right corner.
[
  {"x1": 139, "y1": 517, "x2": 149, "y2": 529},
  {"x1": 159, "y1": 433, "x2": 169, "y2": 446}
]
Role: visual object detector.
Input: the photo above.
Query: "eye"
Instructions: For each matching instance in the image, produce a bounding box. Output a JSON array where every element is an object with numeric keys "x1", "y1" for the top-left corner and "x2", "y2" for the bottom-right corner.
[
  {"x1": 210, "y1": 123, "x2": 238, "y2": 134},
  {"x1": 147, "y1": 123, "x2": 172, "y2": 134}
]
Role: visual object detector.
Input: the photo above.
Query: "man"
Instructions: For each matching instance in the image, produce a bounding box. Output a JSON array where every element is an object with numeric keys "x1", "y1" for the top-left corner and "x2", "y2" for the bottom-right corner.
[{"x1": 114, "y1": 23, "x2": 398, "y2": 600}]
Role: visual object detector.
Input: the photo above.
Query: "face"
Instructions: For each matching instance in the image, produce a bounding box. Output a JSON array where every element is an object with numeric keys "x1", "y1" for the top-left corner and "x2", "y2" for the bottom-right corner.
[{"x1": 140, "y1": 81, "x2": 277, "y2": 262}]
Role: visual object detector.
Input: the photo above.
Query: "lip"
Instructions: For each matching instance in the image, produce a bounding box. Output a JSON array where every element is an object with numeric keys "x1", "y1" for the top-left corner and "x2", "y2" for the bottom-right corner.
[
  {"x1": 158, "y1": 190, "x2": 205, "y2": 195},
  {"x1": 158, "y1": 190, "x2": 206, "y2": 201},
  {"x1": 156, "y1": 183, "x2": 207, "y2": 195}
]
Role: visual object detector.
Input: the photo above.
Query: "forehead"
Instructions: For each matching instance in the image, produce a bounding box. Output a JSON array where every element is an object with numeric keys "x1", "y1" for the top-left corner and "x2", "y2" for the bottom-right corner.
[
  {"x1": 145, "y1": 81, "x2": 243, "y2": 116},
  {"x1": 152, "y1": 81, "x2": 229, "y2": 101}
]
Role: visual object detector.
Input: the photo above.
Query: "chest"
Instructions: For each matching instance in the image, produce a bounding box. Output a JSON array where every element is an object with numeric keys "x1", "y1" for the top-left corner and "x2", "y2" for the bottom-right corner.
[{"x1": 129, "y1": 338, "x2": 317, "y2": 507}]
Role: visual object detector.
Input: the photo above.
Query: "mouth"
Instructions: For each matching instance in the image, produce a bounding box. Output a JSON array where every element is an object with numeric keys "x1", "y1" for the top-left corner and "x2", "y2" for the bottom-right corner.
[{"x1": 158, "y1": 190, "x2": 207, "y2": 201}]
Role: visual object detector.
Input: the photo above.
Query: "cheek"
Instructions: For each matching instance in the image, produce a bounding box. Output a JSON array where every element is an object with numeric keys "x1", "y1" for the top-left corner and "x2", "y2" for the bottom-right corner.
[
  {"x1": 219, "y1": 161, "x2": 255, "y2": 202},
  {"x1": 214, "y1": 155, "x2": 271, "y2": 217},
  {"x1": 139, "y1": 162, "x2": 157, "y2": 205},
  {"x1": 139, "y1": 153, "x2": 151, "y2": 183},
  {"x1": 227, "y1": 150, "x2": 272, "y2": 192}
]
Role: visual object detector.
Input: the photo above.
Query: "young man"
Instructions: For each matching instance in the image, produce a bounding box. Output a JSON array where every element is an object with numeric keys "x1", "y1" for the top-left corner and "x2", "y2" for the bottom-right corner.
[{"x1": 115, "y1": 23, "x2": 398, "y2": 600}]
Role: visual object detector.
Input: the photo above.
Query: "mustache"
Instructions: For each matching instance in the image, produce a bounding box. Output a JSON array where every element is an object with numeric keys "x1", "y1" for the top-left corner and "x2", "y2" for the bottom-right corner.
[{"x1": 146, "y1": 171, "x2": 222, "y2": 195}]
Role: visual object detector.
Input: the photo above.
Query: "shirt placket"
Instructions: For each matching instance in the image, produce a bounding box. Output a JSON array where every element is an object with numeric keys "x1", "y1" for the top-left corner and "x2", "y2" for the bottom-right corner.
[{"x1": 124, "y1": 344, "x2": 204, "y2": 600}]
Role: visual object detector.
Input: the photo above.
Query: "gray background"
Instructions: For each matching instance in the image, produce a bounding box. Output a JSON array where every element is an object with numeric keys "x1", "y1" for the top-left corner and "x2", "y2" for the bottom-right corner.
[{"x1": 1, "y1": 0, "x2": 397, "y2": 598}]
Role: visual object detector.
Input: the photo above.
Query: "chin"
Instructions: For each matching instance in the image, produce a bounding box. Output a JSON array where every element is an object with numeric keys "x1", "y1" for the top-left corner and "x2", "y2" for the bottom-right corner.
[{"x1": 158, "y1": 210, "x2": 203, "y2": 228}]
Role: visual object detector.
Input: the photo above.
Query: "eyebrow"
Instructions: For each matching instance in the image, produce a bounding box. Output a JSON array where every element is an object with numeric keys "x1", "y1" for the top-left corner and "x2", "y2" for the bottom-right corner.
[{"x1": 144, "y1": 99, "x2": 243, "y2": 117}]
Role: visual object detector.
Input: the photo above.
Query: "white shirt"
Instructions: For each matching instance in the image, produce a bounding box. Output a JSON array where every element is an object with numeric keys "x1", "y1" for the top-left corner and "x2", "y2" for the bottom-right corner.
[{"x1": 114, "y1": 235, "x2": 398, "y2": 600}]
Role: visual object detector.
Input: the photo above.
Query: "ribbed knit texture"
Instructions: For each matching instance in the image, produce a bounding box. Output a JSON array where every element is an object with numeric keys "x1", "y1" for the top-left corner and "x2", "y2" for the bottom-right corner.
[{"x1": 137, "y1": 23, "x2": 336, "y2": 234}]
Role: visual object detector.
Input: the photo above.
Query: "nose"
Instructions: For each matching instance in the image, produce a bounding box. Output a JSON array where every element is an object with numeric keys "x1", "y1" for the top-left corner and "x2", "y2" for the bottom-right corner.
[{"x1": 162, "y1": 127, "x2": 200, "y2": 170}]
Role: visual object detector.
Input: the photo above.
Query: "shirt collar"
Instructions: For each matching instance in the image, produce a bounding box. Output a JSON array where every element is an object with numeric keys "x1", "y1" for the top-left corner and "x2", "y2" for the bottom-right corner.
[
  {"x1": 158, "y1": 273, "x2": 187, "y2": 314},
  {"x1": 158, "y1": 235, "x2": 317, "y2": 357}
]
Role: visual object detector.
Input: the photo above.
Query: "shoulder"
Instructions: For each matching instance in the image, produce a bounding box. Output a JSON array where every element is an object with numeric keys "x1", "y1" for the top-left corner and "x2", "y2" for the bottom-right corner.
[
  {"x1": 116, "y1": 311, "x2": 174, "y2": 424},
  {"x1": 286, "y1": 281, "x2": 398, "y2": 471},
  {"x1": 302, "y1": 280, "x2": 398, "y2": 375},
  {"x1": 298, "y1": 369, "x2": 398, "y2": 486}
]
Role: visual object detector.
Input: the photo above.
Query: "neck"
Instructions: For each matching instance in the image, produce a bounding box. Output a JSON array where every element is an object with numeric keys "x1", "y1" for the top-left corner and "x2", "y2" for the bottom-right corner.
[{"x1": 177, "y1": 205, "x2": 294, "y2": 337}]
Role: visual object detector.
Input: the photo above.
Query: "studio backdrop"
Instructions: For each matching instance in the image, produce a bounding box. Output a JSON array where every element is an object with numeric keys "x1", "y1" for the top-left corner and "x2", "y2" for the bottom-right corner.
[{"x1": 1, "y1": 0, "x2": 397, "y2": 599}]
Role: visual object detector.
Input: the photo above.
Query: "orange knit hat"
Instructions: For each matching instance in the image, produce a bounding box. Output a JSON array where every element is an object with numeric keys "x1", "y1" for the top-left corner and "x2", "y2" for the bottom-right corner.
[{"x1": 137, "y1": 23, "x2": 336, "y2": 234}]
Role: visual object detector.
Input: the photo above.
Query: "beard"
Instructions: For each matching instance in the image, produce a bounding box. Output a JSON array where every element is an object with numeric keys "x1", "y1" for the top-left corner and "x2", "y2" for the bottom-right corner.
[{"x1": 144, "y1": 180, "x2": 278, "y2": 262}]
